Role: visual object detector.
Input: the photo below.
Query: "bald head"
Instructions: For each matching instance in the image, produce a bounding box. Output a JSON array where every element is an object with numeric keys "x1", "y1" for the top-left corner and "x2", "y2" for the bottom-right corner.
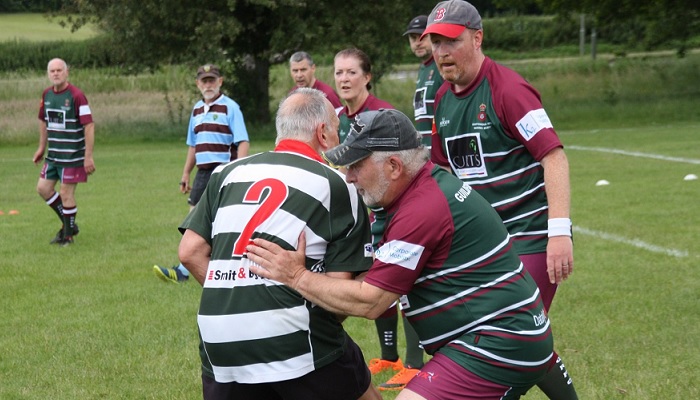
[{"x1": 275, "y1": 88, "x2": 338, "y2": 147}]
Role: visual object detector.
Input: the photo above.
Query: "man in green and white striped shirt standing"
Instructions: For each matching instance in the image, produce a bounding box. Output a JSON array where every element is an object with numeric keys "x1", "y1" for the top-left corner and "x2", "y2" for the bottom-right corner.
[{"x1": 178, "y1": 88, "x2": 381, "y2": 400}]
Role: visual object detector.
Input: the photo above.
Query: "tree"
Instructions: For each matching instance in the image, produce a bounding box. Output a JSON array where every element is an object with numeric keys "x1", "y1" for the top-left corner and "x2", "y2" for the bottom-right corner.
[
  {"x1": 537, "y1": 0, "x2": 700, "y2": 55},
  {"x1": 57, "y1": 0, "x2": 411, "y2": 123}
]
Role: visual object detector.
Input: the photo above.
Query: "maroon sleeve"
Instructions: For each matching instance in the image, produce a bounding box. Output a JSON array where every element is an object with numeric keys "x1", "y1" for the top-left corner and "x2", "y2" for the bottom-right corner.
[
  {"x1": 488, "y1": 64, "x2": 562, "y2": 161},
  {"x1": 69, "y1": 85, "x2": 94, "y2": 125},
  {"x1": 364, "y1": 171, "x2": 452, "y2": 294},
  {"x1": 38, "y1": 87, "x2": 50, "y2": 121}
]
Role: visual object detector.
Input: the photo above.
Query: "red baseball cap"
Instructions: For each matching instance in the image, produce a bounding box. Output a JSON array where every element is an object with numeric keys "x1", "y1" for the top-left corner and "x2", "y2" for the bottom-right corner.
[{"x1": 421, "y1": 0, "x2": 483, "y2": 40}]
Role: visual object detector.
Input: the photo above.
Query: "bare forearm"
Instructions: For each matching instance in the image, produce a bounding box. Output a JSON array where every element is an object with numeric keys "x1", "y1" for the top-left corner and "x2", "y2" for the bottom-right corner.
[
  {"x1": 279, "y1": 269, "x2": 397, "y2": 319},
  {"x1": 541, "y1": 147, "x2": 570, "y2": 218},
  {"x1": 83, "y1": 123, "x2": 95, "y2": 158},
  {"x1": 236, "y1": 141, "x2": 250, "y2": 158}
]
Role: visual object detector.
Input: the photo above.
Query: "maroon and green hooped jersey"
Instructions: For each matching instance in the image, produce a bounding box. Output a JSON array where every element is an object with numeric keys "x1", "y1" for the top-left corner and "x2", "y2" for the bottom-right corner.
[
  {"x1": 338, "y1": 94, "x2": 394, "y2": 142},
  {"x1": 413, "y1": 56, "x2": 443, "y2": 148},
  {"x1": 180, "y1": 140, "x2": 372, "y2": 384},
  {"x1": 38, "y1": 83, "x2": 93, "y2": 167},
  {"x1": 431, "y1": 57, "x2": 563, "y2": 255},
  {"x1": 364, "y1": 162, "x2": 553, "y2": 387}
]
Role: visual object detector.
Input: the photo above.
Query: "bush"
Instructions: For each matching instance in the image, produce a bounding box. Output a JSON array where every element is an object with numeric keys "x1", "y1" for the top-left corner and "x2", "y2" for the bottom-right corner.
[{"x1": 0, "y1": 36, "x2": 126, "y2": 71}]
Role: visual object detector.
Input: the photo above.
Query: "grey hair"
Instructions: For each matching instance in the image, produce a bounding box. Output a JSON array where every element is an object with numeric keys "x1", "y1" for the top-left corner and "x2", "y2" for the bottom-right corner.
[
  {"x1": 370, "y1": 146, "x2": 429, "y2": 176},
  {"x1": 275, "y1": 87, "x2": 332, "y2": 145},
  {"x1": 47, "y1": 58, "x2": 68, "y2": 71},
  {"x1": 289, "y1": 51, "x2": 314, "y2": 66}
]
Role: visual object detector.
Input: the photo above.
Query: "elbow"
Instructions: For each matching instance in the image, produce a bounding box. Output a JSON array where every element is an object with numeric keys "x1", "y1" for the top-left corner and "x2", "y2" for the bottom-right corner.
[{"x1": 364, "y1": 303, "x2": 392, "y2": 320}]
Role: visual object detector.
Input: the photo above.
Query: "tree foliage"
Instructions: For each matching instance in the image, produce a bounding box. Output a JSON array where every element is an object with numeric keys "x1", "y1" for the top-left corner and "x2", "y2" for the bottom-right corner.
[
  {"x1": 537, "y1": 0, "x2": 700, "y2": 55},
  {"x1": 56, "y1": 0, "x2": 412, "y2": 123}
]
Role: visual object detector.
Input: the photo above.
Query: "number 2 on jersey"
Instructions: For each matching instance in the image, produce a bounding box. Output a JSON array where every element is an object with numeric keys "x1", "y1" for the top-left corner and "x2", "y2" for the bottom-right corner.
[{"x1": 232, "y1": 178, "x2": 289, "y2": 257}]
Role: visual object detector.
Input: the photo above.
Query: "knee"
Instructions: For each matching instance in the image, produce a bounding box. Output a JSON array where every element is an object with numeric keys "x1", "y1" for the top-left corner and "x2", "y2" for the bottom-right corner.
[{"x1": 37, "y1": 182, "x2": 52, "y2": 199}]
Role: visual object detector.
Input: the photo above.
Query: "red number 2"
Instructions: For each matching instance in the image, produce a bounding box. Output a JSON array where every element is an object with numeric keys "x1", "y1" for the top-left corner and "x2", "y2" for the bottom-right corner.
[{"x1": 232, "y1": 178, "x2": 288, "y2": 257}]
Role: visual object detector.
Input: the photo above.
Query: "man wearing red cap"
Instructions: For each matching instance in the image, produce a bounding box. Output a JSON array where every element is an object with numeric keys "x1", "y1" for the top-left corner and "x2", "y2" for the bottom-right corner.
[{"x1": 423, "y1": 1, "x2": 578, "y2": 399}]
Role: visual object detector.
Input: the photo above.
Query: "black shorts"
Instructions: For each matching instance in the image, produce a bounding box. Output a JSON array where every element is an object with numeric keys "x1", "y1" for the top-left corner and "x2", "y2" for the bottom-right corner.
[
  {"x1": 201, "y1": 335, "x2": 372, "y2": 400},
  {"x1": 188, "y1": 168, "x2": 214, "y2": 206}
]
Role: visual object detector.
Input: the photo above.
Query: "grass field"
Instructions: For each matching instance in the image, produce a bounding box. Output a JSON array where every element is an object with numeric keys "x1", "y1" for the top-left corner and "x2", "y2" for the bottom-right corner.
[
  {"x1": 0, "y1": 13, "x2": 98, "y2": 42},
  {"x1": 1, "y1": 122, "x2": 699, "y2": 399}
]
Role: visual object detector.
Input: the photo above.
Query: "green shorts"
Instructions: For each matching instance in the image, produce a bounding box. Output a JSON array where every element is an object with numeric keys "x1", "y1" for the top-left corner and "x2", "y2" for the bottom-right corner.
[{"x1": 41, "y1": 163, "x2": 87, "y2": 183}]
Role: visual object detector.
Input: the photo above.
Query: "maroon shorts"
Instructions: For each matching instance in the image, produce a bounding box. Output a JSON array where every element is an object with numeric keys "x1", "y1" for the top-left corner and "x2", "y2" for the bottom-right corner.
[
  {"x1": 41, "y1": 163, "x2": 87, "y2": 184},
  {"x1": 520, "y1": 252, "x2": 557, "y2": 310},
  {"x1": 405, "y1": 352, "x2": 533, "y2": 400},
  {"x1": 201, "y1": 335, "x2": 372, "y2": 400}
]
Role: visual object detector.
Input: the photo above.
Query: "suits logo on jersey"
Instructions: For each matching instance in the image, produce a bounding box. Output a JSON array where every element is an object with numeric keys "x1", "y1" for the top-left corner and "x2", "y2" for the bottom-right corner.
[
  {"x1": 444, "y1": 132, "x2": 487, "y2": 179},
  {"x1": 478, "y1": 103, "x2": 487, "y2": 122},
  {"x1": 375, "y1": 240, "x2": 424, "y2": 271}
]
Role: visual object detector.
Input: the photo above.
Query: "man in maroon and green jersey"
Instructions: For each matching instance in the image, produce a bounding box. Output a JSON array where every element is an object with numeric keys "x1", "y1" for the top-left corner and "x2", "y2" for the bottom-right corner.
[
  {"x1": 425, "y1": 0, "x2": 573, "y2": 305},
  {"x1": 423, "y1": 1, "x2": 577, "y2": 398},
  {"x1": 178, "y1": 89, "x2": 381, "y2": 400},
  {"x1": 404, "y1": 15, "x2": 444, "y2": 148},
  {"x1": 33, "y1": 58, "x2": 95, "y2": 246},
  {"x1": 288, "y1": 51, "x2": 343, "y2": 110},
  {"x1": 247, "y1": 109, "x2": 558, "y2": 399}
]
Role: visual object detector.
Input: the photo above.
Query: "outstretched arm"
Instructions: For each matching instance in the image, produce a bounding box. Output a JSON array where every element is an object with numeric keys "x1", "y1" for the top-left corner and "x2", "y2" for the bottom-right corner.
[{"x1": 246, "y1": 232, "x2": 399, "y2": 319}]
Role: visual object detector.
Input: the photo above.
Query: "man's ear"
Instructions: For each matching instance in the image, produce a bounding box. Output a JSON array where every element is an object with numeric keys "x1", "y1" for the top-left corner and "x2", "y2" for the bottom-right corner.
[
  {"x1": 315, "y1": 123, "x2": 328, "y2": 148},
  {"x1": 387, "y1": 155, "x2": 403, "y2": 179}
]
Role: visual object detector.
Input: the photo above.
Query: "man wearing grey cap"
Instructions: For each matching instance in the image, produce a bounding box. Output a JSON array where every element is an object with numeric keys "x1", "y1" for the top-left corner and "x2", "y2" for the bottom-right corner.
[
  {"x1": 404, "y1": 15, "x2": 444, "y2": 148},
  {"x1": 246, "y1": 109, "x2": 559, "y2": 399},
  {"x1": 359, "y1": 15, "x2": 444, "y2": 392},
  {"x1": 423, "y1": 1, "x2": 578, "y2": 399}
]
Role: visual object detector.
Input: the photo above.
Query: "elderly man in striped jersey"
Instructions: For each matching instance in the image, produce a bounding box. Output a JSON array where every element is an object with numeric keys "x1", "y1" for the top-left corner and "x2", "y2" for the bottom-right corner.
[
  {"x1": 33, "y1": 58, "x2": 94, "y2": 246},
  {"x1": 178, "y1": 88, "x2": 381, "y2": 400}
]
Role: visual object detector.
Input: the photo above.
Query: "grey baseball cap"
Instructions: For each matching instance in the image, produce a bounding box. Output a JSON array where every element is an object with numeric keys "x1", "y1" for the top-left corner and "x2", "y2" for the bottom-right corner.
[
  {"x1": 323, "y1": 109, "x2": 421, "y2": 167},
  {"x1": 421, "y1": 0, "x2": 483, "y2": 40},
  {"x1": 403, "y1": 15, "x2": 428, "y2": 36}
]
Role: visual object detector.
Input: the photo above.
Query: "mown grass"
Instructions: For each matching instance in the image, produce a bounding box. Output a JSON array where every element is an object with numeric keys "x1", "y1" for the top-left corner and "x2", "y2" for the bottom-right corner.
[
  {"x1": 0, "y1": 13, "x2": 98, "y2": 42},
  {"x1": 1, "y1": 121, "x2": 698, "y2": 399}
]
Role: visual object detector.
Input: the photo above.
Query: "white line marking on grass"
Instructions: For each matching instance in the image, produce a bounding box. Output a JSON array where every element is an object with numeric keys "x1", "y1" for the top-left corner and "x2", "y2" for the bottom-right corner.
[
  {"x1": 567, "y1": 146, "x2": 700, "y2": 165},
  {"x1": 575, "y1": 226, "x2": 689, "y2": 258}
]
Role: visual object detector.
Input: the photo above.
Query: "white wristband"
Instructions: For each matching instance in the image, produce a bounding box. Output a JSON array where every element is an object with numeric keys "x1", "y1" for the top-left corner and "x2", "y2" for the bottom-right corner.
[{"x1": 548, "y1": 218, "x2": 572, "y2": 237}]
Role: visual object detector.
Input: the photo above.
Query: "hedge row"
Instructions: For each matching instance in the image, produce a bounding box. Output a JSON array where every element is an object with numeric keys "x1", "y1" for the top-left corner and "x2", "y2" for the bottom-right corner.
[
  {"x1": 0, "y1": 36, "x2": 122, "y2": 71},
  {"x1": 1, "y1": 14, "x2": 691, "y2": 72}
]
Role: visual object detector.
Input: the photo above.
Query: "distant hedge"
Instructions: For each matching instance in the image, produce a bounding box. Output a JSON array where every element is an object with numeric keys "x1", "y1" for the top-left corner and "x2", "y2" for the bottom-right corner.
[
  {"x1": 483, "y1": 15, "x2": 578, "y2": 51},
  {"x1": 1, "y1": 14, "x2": 692, "y2": 73},
  {"x1": 0, "y1": 36, "x2": 126, "y2": 71}
]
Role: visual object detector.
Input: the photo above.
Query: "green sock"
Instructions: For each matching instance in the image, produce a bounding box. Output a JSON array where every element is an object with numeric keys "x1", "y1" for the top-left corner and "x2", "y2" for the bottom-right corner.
[
  {"x1": 537, "y1": 354, "x2": 578, "y2": 400},
  {"x1": 402, "y1": 316, "x2": 424, "y2": 369}
]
